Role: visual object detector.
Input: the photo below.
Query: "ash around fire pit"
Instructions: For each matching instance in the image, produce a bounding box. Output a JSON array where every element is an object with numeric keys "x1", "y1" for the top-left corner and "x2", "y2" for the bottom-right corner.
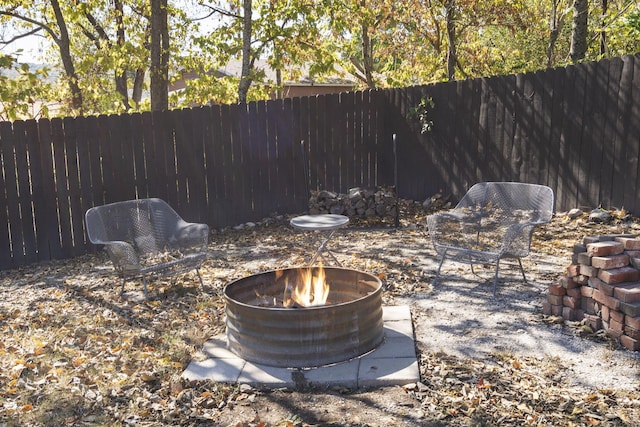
[{"x1": 224, "y1": 267, "x2": 384, "y2": 368}]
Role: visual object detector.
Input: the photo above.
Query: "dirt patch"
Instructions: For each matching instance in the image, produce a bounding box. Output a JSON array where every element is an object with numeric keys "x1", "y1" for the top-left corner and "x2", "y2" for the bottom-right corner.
[{"x1": 1, "y1": 201, "x2": 640, "y2": 426}]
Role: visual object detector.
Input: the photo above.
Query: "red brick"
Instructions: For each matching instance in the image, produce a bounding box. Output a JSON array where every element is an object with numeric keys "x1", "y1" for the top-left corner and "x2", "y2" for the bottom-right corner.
[
  {"x1": 563, "y1": 295, "x2": 580, "y2": 309},
  {"x1": 542, "y1": 301, "x2": 552, "y2": 315},
  {"x1": 588, "y1": 277, "x2": 603, "y2": 288},
  {"x1": 601, "y1": 234, "x2": 636, "y2": 241},
  {"x1": 563, "y1": 307, "x2": 583, "y2": 321},
  {"x1": 587, "y1": 241, "x2": 624, "y2": 256},
  {"x1": 549, "y1": 304, "x2": 564, "y2": 317},
  {"x1": 567, "y1": 287, "x2": 581, "y2": 299},
  {"x1": 579, "y1": 265, "x2": 599, "y2": 277},
  {"x1": 624, "y1": 325, "x2": 640, "y2": 340},
  {"x1": 620, "y1": 335, "x2": 640, "y2": 351},
  {"x1": 559, "y1": 275, "x2": 580, "y2": 289},
  {"x1": 582, "y1": 297, "x2": 596, "y2": 314},
  {"x1": 592, "y1": 289, "x2": 621, "y2": 310},
  {"x1": 548, "y1": 283, "x2": 566, "y2": 296},
  {"x1": 610, "y1": 317, "x2": 624, "y2": 333},
  {"x1": 547, "y1": 294, "x2": 564, "y2": 306},
  {"x1": 625, "y1": 315, "x2": 640, "y2": 330},
  {"x1": 610, "y1": 309, "x2": 624, "y2": 324},
  {"x1": 583, "y1": 314, "x2": 603, "y2": 331},
  {"x1": 581, "y1": 286, "x2": 594, "y2": 298},
  {"x1": 598, "y1": 266, "x2": 640, "y2": 284},
  {"x1": 620, "y1": 302, "x2": 640, "y2": 317},
  {"x1": 583, "y1": 236, "x2": 600, "y2": 245},
  {"x1": 615, "y1": 237, "x2": 640, "y2": 250},
  {"x1": 577, "y1": 252, "x2": 592, "y2": 266},
  {"x1": 595, "y1": 279, "x2": 616, "y2": 296},
  {"x1": 601, "y1": 304, "x2": 610, "y2": 321},
  {"x1": 567, "y1": 264, "x2": 580, "y2": 277},
  {"x1": 573, "y1": 243, "x2": 587, "y2": 253},
  {"x1": 626, "y1": 250, "x2": 640, "y2": 258},
  {"x1": 613, "y1": 282, "x2": 640, "y2": 303},
  {"x1": 591, "y1": 254, "x2": 629, "y2": 269}
]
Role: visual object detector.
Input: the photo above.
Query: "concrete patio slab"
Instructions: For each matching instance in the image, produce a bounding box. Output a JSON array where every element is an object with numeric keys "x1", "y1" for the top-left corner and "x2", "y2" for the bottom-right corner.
[{"x1": 182, "y1": 305, "x2": 419, "y2": 388}]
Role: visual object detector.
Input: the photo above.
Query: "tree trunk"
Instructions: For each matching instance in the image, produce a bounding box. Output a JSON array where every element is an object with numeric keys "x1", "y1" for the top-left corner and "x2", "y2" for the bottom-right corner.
[
  {"x1": 150, "y1": 0, "x2": 168, "y2": 111},
  {"x1": 445, "y1": 0, "x2": 457, "y2": 81},
  {"x1": 50, "y1": 0, "x2": 83, "y2": 112},
  {"x1": 114, "y1": 0, "x2": 130, "y2": 110},
  {"x1": 600, "y1": 0, "x2": 608, "y2": 55},
  {"x1": 570, "y1": 0, "x2": 588, "y2": 63},
  {"x1": 132, "y1": 69, "x2": 145, "y2": 108},
  {"x1": 547, "y1": 0, "x2": 563, "y2": 67},
  {"x1": 238, "y1": 0, "x2": 253, "y2": 104}
]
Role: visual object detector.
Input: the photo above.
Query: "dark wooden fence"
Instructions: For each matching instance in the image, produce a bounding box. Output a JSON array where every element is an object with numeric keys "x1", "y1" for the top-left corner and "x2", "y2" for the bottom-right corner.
[{"x1": 1, "y1": 54, "x2": 639, "y2": 269}]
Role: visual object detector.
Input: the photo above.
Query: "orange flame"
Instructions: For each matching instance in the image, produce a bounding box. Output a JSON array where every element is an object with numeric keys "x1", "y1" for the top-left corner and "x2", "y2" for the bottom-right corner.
[{"x1": 283, "y1": 265, "x2": 330, "y2": 307}]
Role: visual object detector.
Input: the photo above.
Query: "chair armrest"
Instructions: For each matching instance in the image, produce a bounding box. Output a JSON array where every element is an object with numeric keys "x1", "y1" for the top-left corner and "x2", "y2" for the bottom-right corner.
[
  {"x1": 427, "y1": 211, "x2": 483, "y2": 252},
  {"x1": 103, "y1": 241, "x2": 141, "y2": 273},
  {"x1": 499, "y1": 219, "x2": 548, "y2": 257},
  {"x1": 170, "y1": 222, "x2": 210, "y2": 251}
]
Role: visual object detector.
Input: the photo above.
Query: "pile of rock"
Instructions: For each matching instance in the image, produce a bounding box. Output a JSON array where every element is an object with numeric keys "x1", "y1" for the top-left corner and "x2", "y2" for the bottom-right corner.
[
  {"x1": 308, "y1": 187, "x2": 397, "y2": 219},
  {"x1": 544, "y1": 234, "x2": 640, "y2": 351}
]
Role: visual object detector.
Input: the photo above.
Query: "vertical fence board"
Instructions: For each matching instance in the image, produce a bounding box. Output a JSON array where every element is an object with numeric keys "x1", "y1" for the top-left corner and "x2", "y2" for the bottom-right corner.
[
  {"x1": 548, "y1": 67, "x2": 567, "y2": 208},
  {"x1": 61, "y1": 117, "x2": 86, "y2": 257},
  {"x1": 173, "y1": 108, "x2": 192, "y2": 214},
  {"x1": 614, "y1": 56, "x2": 635, "y2": 211},
  {"x1": 36, "y1": 119, "x2": 62, "y2": 260},
  {"x1": 577, "y1": 63, "x2": 596, "y2": 207},
  {"x1": 583, "y1": 62, "x2": 605, "y2": 208},
  {"x1": 205, "y1": 105, "x2": 226, "y2": 226},
  {"x1": 484, "y1": 78, "x2": 500, "y2": 180},
  {"x1": 75, "y1": 117, "x2": 93, "y2": 221},
  {"x1": 600, "y1": 59, "x2": 623, "y2": 208},
  {"x1": 25, "y1": 120, "x2": 50, "y2": 261},
  {"x1": 50, "y1": 118, "x2": 73, "y2": 258},
  {"x1": 129, "y1": 113, "x2": 148, "y2": 201},
  {"x1": 566, "y1": 64, "x2": 587, "y2": 211},
  {"x1": 0, "y1": 122, "x2": 21, "y2": 267},
  {"x1": 12, "y1": 121, "x2": 38, "y2": 263},
  {"x1": 628, "y1": 54, "x2": 640, "y2": 214},
  {"x1": 264, "y1": 100, "x2": 283, "y2": 212},
  {"x1": 531, "y1": 70, "x2": 550, "y2": 188},
  {"x1": 315, "y1": 94, "x2": 328, "y2": 190}
]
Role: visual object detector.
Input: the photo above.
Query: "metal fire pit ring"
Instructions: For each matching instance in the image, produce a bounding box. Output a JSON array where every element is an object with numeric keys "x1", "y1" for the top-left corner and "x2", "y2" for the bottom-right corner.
[{"x1": 224, "y1": 267, "x2": 384, "y2": 368}]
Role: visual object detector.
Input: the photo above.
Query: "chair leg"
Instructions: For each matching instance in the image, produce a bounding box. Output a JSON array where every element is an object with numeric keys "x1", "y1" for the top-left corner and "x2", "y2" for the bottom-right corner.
[
  {"x1": 434, "y1": 252, "x2": 447, "y2": 285},
  {"x1": 142, "y1": 276, "x2": 149, "y2": 299},
  {"x1": 517, "y1": 258, "x2": 527, "y2": 283},
  {"x1": 196, "y1": 268, "x2": 205, "y2": 291},
  {"x1": 493, "y1": 259, "x2": 500, "y2": 296}
]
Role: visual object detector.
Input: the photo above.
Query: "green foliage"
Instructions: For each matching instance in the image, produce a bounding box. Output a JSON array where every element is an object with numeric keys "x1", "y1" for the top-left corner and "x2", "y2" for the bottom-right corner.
[
  {"x1": 410, "y1": 96, "x2": 435, "y2": 134},
  {"x1": 0, "y1": 54, "x2": 52, "y2": 121},
  {"x1": 0, "y1": 0, "x2": 639, "y2": 119}
]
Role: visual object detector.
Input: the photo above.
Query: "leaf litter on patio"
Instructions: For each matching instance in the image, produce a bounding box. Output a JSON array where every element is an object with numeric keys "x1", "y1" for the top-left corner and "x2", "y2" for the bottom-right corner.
[{"x1": 1, "y1": 200, "x2": 640, "y2": 426}]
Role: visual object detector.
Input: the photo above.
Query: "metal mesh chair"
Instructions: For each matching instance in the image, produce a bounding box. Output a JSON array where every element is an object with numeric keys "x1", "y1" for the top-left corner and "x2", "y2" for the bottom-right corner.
[
  {"x1": 426, "y1": 182, "x2": 554, "y2": 295},
  {"x1": 85, "y1": 198, "x2": 209, "y2": 297}
]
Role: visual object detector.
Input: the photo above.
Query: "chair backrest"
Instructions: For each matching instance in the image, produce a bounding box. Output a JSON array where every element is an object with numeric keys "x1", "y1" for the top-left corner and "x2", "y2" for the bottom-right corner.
[
  {"x1": 456, "y1": 182, "x2": 554, "y2": 223},
  {"x1": 85, "y1": 198, "x2": 184, "y2": 253}
]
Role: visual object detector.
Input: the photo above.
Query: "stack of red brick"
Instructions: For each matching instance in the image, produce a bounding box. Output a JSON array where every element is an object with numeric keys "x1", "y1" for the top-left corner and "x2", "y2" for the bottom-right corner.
[{"x1": 543, "y1": 234, "x2": 640, "y2": 351}]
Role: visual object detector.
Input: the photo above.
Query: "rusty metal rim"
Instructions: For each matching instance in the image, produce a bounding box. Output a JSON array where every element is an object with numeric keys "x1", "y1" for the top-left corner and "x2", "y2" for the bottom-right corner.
[{"x1": 223, "y1": 266, "x2": 381, "y2": 310}]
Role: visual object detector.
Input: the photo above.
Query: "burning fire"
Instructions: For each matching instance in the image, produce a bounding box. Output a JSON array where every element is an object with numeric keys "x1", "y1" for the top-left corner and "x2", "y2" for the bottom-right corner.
[{"x1": 282, "y1": 265, "x2": 330, "y2": 307}]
